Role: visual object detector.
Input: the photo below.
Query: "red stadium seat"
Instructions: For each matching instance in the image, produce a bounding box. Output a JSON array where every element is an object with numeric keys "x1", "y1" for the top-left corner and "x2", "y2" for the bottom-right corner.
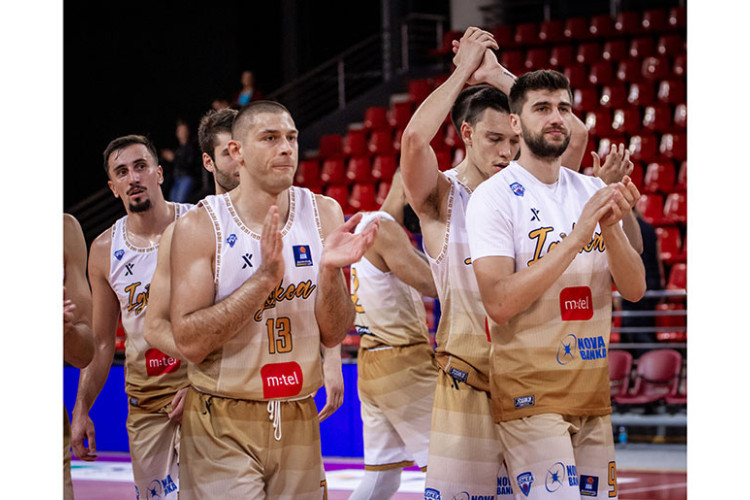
[
  {"x1": 629, "y1": 161, "x2": 644, "y2": 192},
  {"x1": 318, "y1": 133, "x2": 343, "y2": 159},
  {"x1": 615, "y1": 11, "x2": 643, "y2": 36},
  {"x1": 663, "y1": 192, "x2": 687, "y2": 225},
  {"x1": 642, "y1": 103, "x2": 673, "y2": 133},
  {"x1": 630, "y1": 36, "x2": 656, "y2": 59},
  {"x1": 613, "y1": 349, "x2": 683, "y2": 406},
  {"x1": 642, "y1": 56, "x2": 671, "y2": 81},
  {"x1": 673, "y1": 103, "x2": 687, "y2": 130},
  {"x1": 371, "y1": 154, "x2": 397, "y2": 182},
  {"x1": 514, "y1": 22, "x2": 540, "y2": 46},
  {"x1": 628, "y1": 134, "x2": 659, "y2": 163},
  {"x1": 346, "y1": 155, "x2": 374, "y2": 183},
  {"x1": 666, "y1": 262, "x2": 687, "y2": 291},
  {"x1": 435, "y1": 149, "x2": 453, "y2": 171},
  {"x1": 563, "y1": 16, "x2": 592, "y2": 41},
  {"x1": 660, "y1": 133, "x2": 687, "y2": 162},
  {"x1": 392, "y1": 128, "x2": 404, "y2": 152},
  {"x1": 617, "y1": 59, "x2": 643, "y2": 84},
  {"x1": 363, "y1": 106, "x2": 390, "y2": 131},
  {"x1": 576, "y1": 42, "x2": 601, "y2": 65},
  {"x1": 549, "y1": 45, "x2": 575, "y2": 68},
  {"x1": 658, "y1": 79, "x2": 686, "y2": 105},
  {"x1": 655, "y1": 302, "x2": 687, "y2": 332},
  {"x1": 641, "y1": 8, "x2": 669, "y2": 33},
  {"x1": 643, "y1": 161, "x2": 676, "y2": 194},
  {"x1": 636, "y1": 193, "x2": 666, "y2": 226},
  {"x1": 656, "y1": 226, "x2": 684, "y2": 264},
  {"x1": 584, "y1": 109, "x2": 614, "y2": 137},
  {"x1": 389, "y1": 101, "x2": 413, "y2": 130},
  {"x1": 563, "y1": 65, "x2": 590, "y2": 90},
  {"x1": 343, "y1": 128, "x2": 368, "y2": 156},
  {"x1": 627, "y1": 81, "x2": 657, "y2": 106},
  {"x1": 492, "y1": 25, "x2": 516, "y2": 48},
  {"x1": 349, "y1": 182, "x2": 378, "y2": 211},
  {"x1": 538, "y1": 19, "x2": 565, "y2": 44},
  {"x1": 590, "y1": 14, "x2": 616, "y2": 38},
  {"x1": 324, "y1": 184, "x2": 351, "y2": 213},
  {"x1": 368, "y1": 129, "x2": 395, "y2": 155},
  {"x1": 668, "y1": 6, "x2": 687, "y2": 30},
  {"x1": 657, "y1": 34, "x2": 685, "y2": 56},
  {"x1": 664, "y1": 377, "x2": 687, "y2": 404},
  {"x1": 611, "y1": 106, "x2": 642, "y2": 136},
  {"x1": 574, "y1": 87, "x2": 598, "y2": 112},
  {"x1": 375, "y1": 181, "x2": 391, "y2": 205},
  {"x1": 429, "y1": 30, "x2": 464, "y2": 59},
  {"x1": 525, "y1": 48, "x2": 550, "y2": 70},
  {"x1": 609, "y1": 350, "x2": 634, "y2": 400},
  {"x1": 295, "y1": 159, "x2": 321, "y2": 189},
  {"x1": 673, "y1": 54, "x2": 687, "y2": 78},
  {"x1": 589, "y1": 61, "x2": 614, "y2": 86},
  {"x1": 500, "y1": 50, "x2": 525, "y2": 75},
  {"x1": 408, "y1": 79, "x2": 433, "y2": 105},
  {"x1": 320, "y1": 157, "x2": 347, "y2": 185},
  {"x1": 600, "y1": 83, "x2": 628, "y2": 109},
  {"x1": 444, "y1": 122, "x2": 461, "y2": 148},
  {"x1": 675, "y1": 161, "x2": 687, "y2": 192},
  {"x1": 602, "y1": 39, "x2": 628, "y2": 62}
]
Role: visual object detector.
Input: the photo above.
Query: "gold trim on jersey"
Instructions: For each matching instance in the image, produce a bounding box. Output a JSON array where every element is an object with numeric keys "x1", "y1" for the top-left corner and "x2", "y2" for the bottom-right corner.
[{"x1": 223, "y1": 189, "x2": 297, "y2": 240}]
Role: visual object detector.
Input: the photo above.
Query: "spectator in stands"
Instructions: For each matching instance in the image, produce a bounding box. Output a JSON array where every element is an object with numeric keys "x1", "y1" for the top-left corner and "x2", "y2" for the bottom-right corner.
[
  {"x1": 232, "y1": 69, "x2": 263, "y2": 108},
  {"x1": 349, "y1": 169, "x2": 438, "y2": 500},
  {"x1": 63, "y1": 213, "x2": 94, "y2": 500},
  {"x1": 467, "y1": 68, "x2": 646, "y2": 499},
  {"x1": 210, "y1": 96, "x2": 230, "y2": 111},
  {"x1": 71, "y1": 134, "x2": 193, "y2": 499},
  {"x1": 161, "y1": 119, "x2": 202, "y2": 203}
]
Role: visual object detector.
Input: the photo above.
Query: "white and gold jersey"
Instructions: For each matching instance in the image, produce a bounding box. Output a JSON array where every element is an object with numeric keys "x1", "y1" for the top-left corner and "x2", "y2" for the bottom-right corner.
[
  {"x1": 109, "y1": 202, "x2": 193, "y2": 410},
  {"x1": 467, "y1": 161, "x2": 613, "y2": 421},
  {"x1": 426, "y1": 169, "x2": 491, "y2": 390},
  {"x1": 188, "y1": 187, "x2": 325, "y2": 401},
  {"x1": 350, "y1": 211, "x2": 430, "y2": 349}
]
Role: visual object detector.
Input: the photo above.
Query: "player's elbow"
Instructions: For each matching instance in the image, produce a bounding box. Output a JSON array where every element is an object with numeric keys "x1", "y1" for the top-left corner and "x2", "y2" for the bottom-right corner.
[
  {"x1": 172, "y1": 322, "x2": 208, "y2": 364},
  {"x1": 400, "y1": 126, "x2": 431, "y2": 154},
  {"x1": 619, "y1": 280, "x2": 647, "y2": 304}
]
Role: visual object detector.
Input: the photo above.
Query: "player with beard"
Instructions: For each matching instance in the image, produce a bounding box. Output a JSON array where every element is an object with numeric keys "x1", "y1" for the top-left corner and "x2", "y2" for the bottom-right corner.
[
  {"x1": 71, "y1": 135, "x2": 193, "y2": 499},
  {"x1": 399, "y1": 27, "x2": 591, "y2": 499},
  {"x1": 466, "y1": 69, "x2": 645, "y2": 499}
]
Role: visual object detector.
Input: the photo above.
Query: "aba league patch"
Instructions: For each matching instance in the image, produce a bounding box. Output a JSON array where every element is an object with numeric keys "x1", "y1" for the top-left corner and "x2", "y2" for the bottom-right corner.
[{"x1": 510, "y1": 182, "x2": 525, "y2": 197}]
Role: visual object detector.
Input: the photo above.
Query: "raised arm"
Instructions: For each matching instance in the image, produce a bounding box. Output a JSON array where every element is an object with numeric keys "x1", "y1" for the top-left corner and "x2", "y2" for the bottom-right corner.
[
  {"x1": 374, "y1": 218, "x2": 437, "y2": 298},
  {"x1": 63, "y1": 214, "x2": 94, "y2": 369},
  {"x1": 143, "y1": 222, "x2": 185, "y2": 359},
  {"x1": 170, "y1": 206, "x2": 283, "y2": 364},
  {"x1": 315, "y1": 197, "x2": 379, "y2": 347},
  {"x1": 71, "y1": 231, "x2": 120, "y2": 461},
  {"x1": 400, "y1": 27, "x2": 497, "y2": 216}
]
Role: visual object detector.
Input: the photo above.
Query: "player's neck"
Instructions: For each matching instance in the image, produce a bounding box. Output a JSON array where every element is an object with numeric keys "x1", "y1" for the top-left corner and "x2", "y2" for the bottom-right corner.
[
  {"x1": 455, "y1": 158, "x2": 485, "y2": 192},
  {"x1": 125, "y1": 198, "x2": 174, "y2": 244},
  {"x1": 516, "y1": 151, "x2": 562, "y2": 185},
  {"x1": 231, "y1": 184, "x2": 291, "y2": 232}
]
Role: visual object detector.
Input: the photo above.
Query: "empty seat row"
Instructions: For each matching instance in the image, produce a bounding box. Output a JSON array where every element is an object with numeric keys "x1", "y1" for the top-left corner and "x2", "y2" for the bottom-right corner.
[
  {"x1": 609, "y1": 348, "x2": 686, "y2": 406},
  {"x1": 637, "y1": 192, "x2": 687, "y2": 226}
]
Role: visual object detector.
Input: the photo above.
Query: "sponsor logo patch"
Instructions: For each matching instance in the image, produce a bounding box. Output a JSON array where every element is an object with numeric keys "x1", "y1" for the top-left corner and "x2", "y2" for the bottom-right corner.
[
  {"x1": 425, "y1": 487, "x2": 442, "y2": 499},
  {"x1": 497, "y1": 476, "x2": 513, "y2": 495},
  {"x1": 448, "y1": 367, "x2": 468, "y2": 383},
  {"x1": 114, "y1": 249, "x2": 125, "y2": 260},
  {"x1": 560, "y1": 286, "x2": 594, "y2": 321},
  {"x1": 293, "y1": 245, "x2": 313, "y2": 267},
  {"x1": 580, "y1": 475, "x2": 599, "y2": 496},
  {"x1": 261, "y1": 361, "x2": 303, "y2": 399},
  {"x1": 226, "y1": 233, "x2": 237, "y2": 247},
  {"x1": 144, "y1": 348, "x2": 181, "y2": 377},
  {"x1": 510, "y1": 182, "x2": 525, "y2": 197},
  {"x1": 517, "y1": 472, "x2": 534, "y2": 497},
  {"x1": 514, "y1": 395, "x2": 535, "y2": 409}
]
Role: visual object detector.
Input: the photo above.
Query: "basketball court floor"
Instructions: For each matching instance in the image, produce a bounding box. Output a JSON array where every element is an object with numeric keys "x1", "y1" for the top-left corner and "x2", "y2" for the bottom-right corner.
[{"x1": 71, "y1": 443, "x2": 687, "y2": 499}]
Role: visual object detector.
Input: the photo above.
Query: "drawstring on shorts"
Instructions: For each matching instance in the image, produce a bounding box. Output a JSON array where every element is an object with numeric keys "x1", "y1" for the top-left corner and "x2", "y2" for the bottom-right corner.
[{"x1": 267, "y1": 400, "x2": 282, "y2": 441}]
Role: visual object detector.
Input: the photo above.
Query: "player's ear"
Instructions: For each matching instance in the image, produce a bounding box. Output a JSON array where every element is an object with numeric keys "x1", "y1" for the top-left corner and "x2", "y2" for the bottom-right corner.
[
  {"x1": 107, "y1": 180, "x2": 120, "y2": 199},
  {"x1": 227, "y1": 140, "x2": 243, "y2": 164},
  {"x1": 202, "y1": 152, "x2": 215, "y2": 174},
  {"x1": 510, "y1": 113, "x2": 522, "y2": 135},
  {"x1": 156, "y1": 165, "x2": 164, "y2": 185},
  {"x1": 460, "y1": 121, "x2": 473, "y2": 147}
]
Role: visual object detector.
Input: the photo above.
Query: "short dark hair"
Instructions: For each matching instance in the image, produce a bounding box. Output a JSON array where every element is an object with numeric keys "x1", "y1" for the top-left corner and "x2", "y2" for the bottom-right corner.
[
  {"x1": 231, "y1": 100, "x2": 292, "y2": 141},
  {"x1": 450, "y1": 84, "x2": 491, "y2": 136},
  {"x1": 198, "y1": 108, "x2": 238, "y2": 160},
  {"x1": 102, "y1": 134, "x2": 158, "y2": 174},
  {"x1": 509, "y1": 69, "x2": 572, "y2": 115},
  {"x1": 463, "y1": 86, "x2": 511, "y2": 127}
]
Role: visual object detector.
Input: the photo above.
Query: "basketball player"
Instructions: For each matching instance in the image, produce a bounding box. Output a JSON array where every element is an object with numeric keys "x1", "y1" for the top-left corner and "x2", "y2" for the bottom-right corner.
[
  {"x1": 399, "y1": 27, "x2": 590, "y2": 499},
  {"x1": 71, "y1": 135, "x2": 193, "y2": 500},
  {"x1": 349, "y1": 169, "x2": 438, "y2": 500},
  {"x1": 466, "y1": 69, "x2": 646, "y2": 499},
  {"x1": 144, "y1": 107, "x2": 344, "y2": 424},
  {"x1": 63, "y1": 213, "x2": 94, "y2": 500},
  {"x1": 169, "y1": 100, "x2": 378, "y2": 499}
]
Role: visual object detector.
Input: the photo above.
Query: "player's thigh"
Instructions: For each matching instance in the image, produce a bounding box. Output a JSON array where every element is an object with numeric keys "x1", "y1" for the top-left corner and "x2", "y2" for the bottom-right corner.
[
  {"x1": 126, "y1": 404, "x2": 180, "y2": 498},
  {"x1": 572, "y1": 415, "x2": 618, "y2": 499}
]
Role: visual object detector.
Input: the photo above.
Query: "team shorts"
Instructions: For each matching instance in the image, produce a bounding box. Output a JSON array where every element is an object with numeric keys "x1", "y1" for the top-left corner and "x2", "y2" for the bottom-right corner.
[
  {"x1": 179, "y1": 387, "x2": 327, "y2": 500},
  {"x1": 357, "y1": 343, "x2": 437, "y2": 470},
  {"x1": 498, "y1": 413, "x2": 617, "y2": 499},
  {"x1": 424, "y1": 370, "x2": 513, "y2": 499},
  {"x1": 126, "y1": 397, "x2": 181, "y2": 499}
]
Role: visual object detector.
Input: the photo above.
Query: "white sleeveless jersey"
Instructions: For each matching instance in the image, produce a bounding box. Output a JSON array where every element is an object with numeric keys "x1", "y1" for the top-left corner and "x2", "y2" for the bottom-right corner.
[
  {"x1": 109, "y1": 202, "x2": 193, "y2": 409},
  {"x1": 426, "y1": 169, "x2": 491, "y2": 387},
  {"x1": 189, "y1": 187, "x2": 325, "y2": 401},
  {"x1": 467, "y1": 162, "x2": 613, "y2": 421},
  {"x1": 350, "y1": 211, "x2": 429, "y2": 349}
]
